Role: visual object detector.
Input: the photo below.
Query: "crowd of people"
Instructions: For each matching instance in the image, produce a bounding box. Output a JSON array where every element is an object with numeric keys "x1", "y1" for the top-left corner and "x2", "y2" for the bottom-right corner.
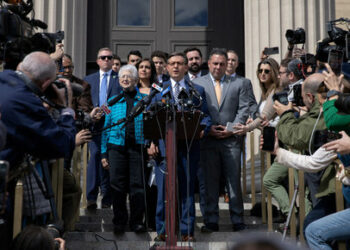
[{"x1": 0, "y1": 27, "x2": 350, "y2": 250}]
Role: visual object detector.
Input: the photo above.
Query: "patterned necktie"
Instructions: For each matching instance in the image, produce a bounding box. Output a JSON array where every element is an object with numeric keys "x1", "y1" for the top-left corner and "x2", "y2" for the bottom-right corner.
[
  {"x1": 215, "y1": 79, "x2": 221, "y2": 105},
  {"x1": 99, "y1": 72, "x2": 108, "y2": 106},
  {"x1": 174, "y1": 82, "x2": 180, "y2": 106}
]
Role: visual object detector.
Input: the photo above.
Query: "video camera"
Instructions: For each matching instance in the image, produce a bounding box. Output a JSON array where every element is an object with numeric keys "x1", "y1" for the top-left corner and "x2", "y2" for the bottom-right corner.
[
  {"x1": 0, "y1": 0, "x2": 64, "y2": 69},
  {"x1": 75, "y1": 110, "x2": 93, "y2": 131},
  {"x1": 335, "y1": 93, "x2": 350, "y2": 114},
  {"x1": 273, "y1": 83, "x2": 304, "y2": 107},
  {"x1": 313, "y1": 130, "x2": 342, "y2": 151},
  {"x1": 285, "y1": 28, "x2": 306, "y2": 45},
  {"x1": 316, "y1": 18, "x2": 350, "y2": 62}
]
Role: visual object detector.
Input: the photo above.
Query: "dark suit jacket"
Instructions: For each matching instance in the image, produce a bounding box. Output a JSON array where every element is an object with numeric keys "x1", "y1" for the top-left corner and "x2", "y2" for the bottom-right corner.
[
  {"x1": 84, "y1": 70, "x2": 122, "y2": 108},
  {"x1": 84, "y1": 70, "x2": 122, "y2": 132},
  {"x1": 152, "y1": 79, "x2": 212, "y2": 157}
]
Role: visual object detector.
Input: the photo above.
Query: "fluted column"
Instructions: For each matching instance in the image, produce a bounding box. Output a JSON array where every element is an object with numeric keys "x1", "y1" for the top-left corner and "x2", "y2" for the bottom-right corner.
[
  {"x1": 33, "y1": 0, "x2": 88, "y2": 78},
  {"x1": 244, "y1": 0, "x2": 335, "y2": 156}
]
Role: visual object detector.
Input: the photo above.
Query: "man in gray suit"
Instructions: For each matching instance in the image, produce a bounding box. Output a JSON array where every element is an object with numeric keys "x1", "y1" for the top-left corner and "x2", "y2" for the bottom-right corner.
[
  {"x1": 193, "y1": 48, "x2": 249, "y2": 232},
  {"x1": 226, "y1": 50, "x2": 258, "y2": 119}
]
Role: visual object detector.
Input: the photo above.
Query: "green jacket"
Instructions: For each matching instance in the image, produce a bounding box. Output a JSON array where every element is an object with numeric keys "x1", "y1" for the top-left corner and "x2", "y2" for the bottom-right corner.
[
  {"x1": 277, "y1": 101, "x2": 335, "y2": 198},
  {"x1": 323, "y1": 99, "x2": 350, "y2": 134}
]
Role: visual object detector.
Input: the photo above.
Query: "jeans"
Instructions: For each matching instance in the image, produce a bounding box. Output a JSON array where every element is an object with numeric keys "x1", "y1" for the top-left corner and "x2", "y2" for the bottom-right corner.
[{"x1": 305, "y1": 208, "x2": 350, "y2": 250}]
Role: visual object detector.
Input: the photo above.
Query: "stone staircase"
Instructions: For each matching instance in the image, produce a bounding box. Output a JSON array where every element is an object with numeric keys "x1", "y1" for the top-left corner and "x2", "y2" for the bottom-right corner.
[
  {"x1": 64, "y1": 194, "x2": 289, "y2": 250},
  {"x1": 64, "y1": 158, "x2": 297, "y2": 249}
]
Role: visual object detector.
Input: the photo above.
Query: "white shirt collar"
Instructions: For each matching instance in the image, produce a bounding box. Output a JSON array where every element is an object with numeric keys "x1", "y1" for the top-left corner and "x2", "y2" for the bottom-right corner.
[
  {"x1": 170, "y1": 77, "x2": 186, "y2": 89},
  {"x1": 209, "y1": 73, "x2": 225, "y2": 86},
  {"x1": 188, "y1": 71, "x2": 202, "y2": 80},
  {"x1": 99, "y1": 69, "x2": 112, "y2": 77}
]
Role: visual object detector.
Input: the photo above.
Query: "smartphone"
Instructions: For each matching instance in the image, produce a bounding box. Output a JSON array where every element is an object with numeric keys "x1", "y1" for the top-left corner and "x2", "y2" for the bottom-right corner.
[
  {"x1": 328, "y1": 49, "x2": 343, "y2": 76},
  {"x1": 226, "y1": 122, "x2": 236, "y2": 132},
  {"x1": 0, "y1": 161, "x2": 9, "y2": 214},
  {"x1": 262, "y1": 127, "x2": 275, "y2": 151},
  {"x1": 263, "y1": 47, "x2": 279, "y2": 56}
]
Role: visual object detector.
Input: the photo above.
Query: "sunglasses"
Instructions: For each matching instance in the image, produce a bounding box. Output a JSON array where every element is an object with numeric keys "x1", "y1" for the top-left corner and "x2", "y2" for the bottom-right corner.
[
  {"x1": 99, "y1": 55, "x2": 113, "y2": 60},
  {"x1": 258, "y1": 69, "x2": 270, "y2": 74}
]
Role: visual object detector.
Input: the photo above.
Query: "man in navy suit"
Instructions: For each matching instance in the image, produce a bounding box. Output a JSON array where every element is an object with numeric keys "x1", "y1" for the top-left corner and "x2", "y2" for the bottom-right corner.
[
  {"x1": 84, "y1": 47, "x2": 122, "y2": 209},
  {"x1": 148, "y1": 52, "x2": 211, "y2": 242}
]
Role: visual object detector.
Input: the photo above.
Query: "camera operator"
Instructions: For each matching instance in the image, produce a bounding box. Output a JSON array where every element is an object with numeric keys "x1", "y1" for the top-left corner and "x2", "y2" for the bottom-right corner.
[
  {"x1": 0, "y1": 51, "x2": 76, "y2": 248},
  {"x1": 285, "y1": 59, "x2": 304, "y2": 103},
  {"x1": 61, "y1": 54, "x2": 93, "y2": 113},
  {"x1": 273, "y1": 72, "x2": 337, "y2": 236}
]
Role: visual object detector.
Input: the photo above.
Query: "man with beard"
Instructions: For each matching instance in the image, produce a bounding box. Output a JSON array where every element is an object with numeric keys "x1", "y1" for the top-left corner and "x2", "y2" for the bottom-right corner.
[{"x1": 184, "y1": 47, "x2": 208, "y2": 81}]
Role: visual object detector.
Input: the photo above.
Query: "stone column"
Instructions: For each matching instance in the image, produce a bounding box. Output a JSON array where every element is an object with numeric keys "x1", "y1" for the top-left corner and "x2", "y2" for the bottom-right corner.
[
  {"x1": 244, "y1": 0, "x2": 335, "y2": 157},
  {"x1": 33, "y1": 0, "x2": 88, "y2": 78}
]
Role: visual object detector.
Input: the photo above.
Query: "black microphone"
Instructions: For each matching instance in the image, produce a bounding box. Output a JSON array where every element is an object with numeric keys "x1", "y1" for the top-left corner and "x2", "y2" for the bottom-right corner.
[
  {"x1": 178, "y1": 88, "x2": 189, "y2": 102},
  {"x1": 123, "y1": 83, "x2": 163, "y2": 125},
  {"x1": 188, "y1": 81, "x2": 202, "y2": 101},
  {"x1": 107, "y1": 91, "x2": 124, "y2": 106},
  {"x1": 30, "y1": 19, "x2": 48, "y2": 29}
]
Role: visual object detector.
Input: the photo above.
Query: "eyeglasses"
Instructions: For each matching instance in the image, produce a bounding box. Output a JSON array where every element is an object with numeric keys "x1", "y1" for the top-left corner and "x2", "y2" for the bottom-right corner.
[
  {"x1": 99, "y1": 55, "x2": 113, "y2": 60},
  {"x1": 258, "y1": 69, "x2": 270, "y2": 74},
  {"x1": 168, "y1": 61, "x2": 185, "y2": 66},
  {"x1": 279, "y1": 71, "x2": 287, "y2": 75},
  {"x1": 113, "y1": 63, "x2": 120, "y2": 66},
  {"x1": 120, "y1": 75, "x2": 133, "y2": 80}
]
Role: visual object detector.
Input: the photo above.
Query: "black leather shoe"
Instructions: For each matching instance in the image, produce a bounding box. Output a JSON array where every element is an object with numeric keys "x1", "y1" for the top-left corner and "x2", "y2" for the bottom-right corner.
[
  {"x1": 113, "y1": 224, "x2": 125, "y2": 234},
  {"x1": 232, "y1": 223, "x2": 246, "y2": 232},
  {"x1": 101, "y1": 203, "x2": 111, "y2": 209},
  {"x1": 87, "y1": 201, "x2": 97, "y2": 210},
  {"x1": 131, "y1": 224, "x2": 146, "y2": 233},
  {"x1": 201, "y1": 223, "x2": 219, "y2": 233}
]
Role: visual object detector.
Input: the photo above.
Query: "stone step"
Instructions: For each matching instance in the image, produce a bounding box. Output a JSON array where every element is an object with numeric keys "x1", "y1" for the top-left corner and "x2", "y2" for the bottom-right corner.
[
  {"x1": 65, "y1": 231, "x2": 285, "y2": 250},
  {"x1": 66, "y1": 240, "x2": 235, "y2": 250}
]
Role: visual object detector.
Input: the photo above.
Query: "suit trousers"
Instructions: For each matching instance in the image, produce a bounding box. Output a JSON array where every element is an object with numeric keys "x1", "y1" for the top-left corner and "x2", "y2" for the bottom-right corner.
[
  {"x1": 86, "y1": 137, "x2": 111, "y2": 205},
  {"x1": 155, "y1": 147, "x2": 199, "y2": 236},
  {"x1": 201, "y1": 138, "x2": 244, "y2": 225}
]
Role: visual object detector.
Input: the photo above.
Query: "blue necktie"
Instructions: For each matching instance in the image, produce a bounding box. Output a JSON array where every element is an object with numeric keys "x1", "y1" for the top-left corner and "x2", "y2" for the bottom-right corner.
[{"x1": 99, "y1": 72, "x2": 108, "y2": 106}]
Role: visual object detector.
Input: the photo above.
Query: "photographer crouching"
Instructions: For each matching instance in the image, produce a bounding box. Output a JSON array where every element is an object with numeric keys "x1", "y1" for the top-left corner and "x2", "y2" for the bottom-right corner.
[{"x1": 0, "y1": 51, "x2": 76, "y2": 249}]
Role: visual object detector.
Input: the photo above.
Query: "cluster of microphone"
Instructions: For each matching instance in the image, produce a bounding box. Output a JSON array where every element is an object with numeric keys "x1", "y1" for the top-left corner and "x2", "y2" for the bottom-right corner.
[{"x1": 106, "y1": 81, "x2": 202, "y2": 127}]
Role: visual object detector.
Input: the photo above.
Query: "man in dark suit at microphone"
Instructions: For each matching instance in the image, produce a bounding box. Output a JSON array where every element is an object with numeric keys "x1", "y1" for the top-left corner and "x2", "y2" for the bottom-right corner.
[
  {"x1": 148, "y1": 52, "x2": 211, "y2": 242},
  {"x1": 84, "y1": 47, "x2": 122, "y2": 209}
]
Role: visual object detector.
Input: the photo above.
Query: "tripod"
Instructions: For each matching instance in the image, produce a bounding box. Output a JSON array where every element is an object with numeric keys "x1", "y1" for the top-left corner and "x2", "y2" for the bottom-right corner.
[
  {"x1": 282, "y1": 169, "x2": 299, "y2": 241},
  {"x1": 19, "y1": 158, "x2": 62, "y2": 227}
]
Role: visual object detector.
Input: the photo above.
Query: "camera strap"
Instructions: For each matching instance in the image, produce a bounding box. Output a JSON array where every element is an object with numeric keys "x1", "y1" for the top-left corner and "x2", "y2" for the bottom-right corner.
[{"x1": 15, "y1": 71, "x2": 64, "y2": 109}]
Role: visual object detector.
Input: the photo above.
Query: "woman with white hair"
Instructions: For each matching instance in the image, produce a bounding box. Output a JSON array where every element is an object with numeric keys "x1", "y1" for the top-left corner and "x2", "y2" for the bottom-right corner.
[{"x1": 101, "y1": 64, "x2": 147, "y2": 234}]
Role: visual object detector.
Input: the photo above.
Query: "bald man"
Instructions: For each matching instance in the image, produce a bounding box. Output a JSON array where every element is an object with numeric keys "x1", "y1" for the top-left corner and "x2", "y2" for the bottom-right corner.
[{"x1": 273, "y1": 73, "x2": 337, "y2": 236}]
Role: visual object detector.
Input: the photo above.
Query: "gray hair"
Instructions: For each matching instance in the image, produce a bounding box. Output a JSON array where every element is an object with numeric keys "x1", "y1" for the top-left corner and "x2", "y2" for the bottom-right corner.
[
  {"x1": 118, "y1": 64, "x2": 138, "y2": 80},
  {"x1": 19, "y1": 52, "x2": 56, "y2": 83}
]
